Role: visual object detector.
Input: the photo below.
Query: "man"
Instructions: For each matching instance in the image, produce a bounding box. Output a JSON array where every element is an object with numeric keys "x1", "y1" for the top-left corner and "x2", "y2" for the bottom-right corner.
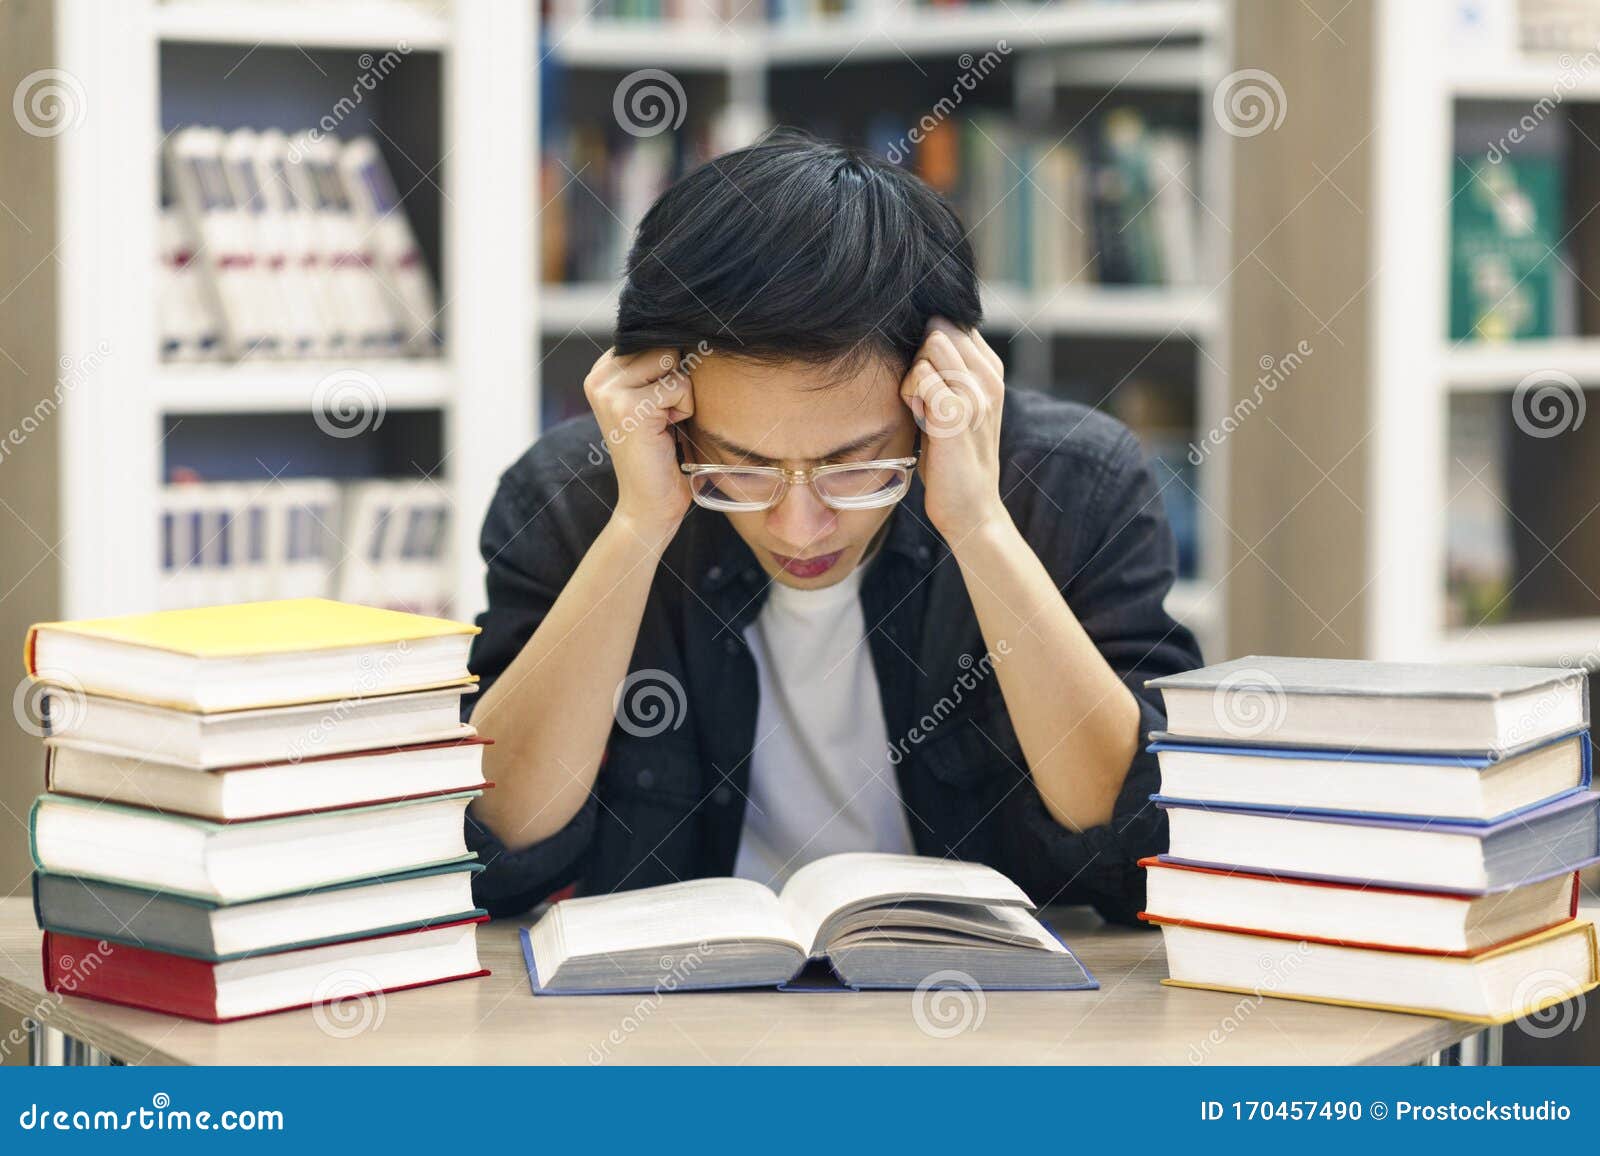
[{"x1": 465, "y1": 130, "x2": 1201, "y2": 925}]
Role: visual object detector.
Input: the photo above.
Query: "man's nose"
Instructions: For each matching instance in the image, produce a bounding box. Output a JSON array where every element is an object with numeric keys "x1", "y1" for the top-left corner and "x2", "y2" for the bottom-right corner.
[{"x1": 765, "y1": 481, "x2": 836, "y2": 550}]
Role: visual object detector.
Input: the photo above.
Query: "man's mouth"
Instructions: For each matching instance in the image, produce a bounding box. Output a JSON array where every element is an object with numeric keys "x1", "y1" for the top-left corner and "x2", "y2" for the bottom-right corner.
[{"x1": 769, "y1": 549, "x2": 845, "y2": 579}]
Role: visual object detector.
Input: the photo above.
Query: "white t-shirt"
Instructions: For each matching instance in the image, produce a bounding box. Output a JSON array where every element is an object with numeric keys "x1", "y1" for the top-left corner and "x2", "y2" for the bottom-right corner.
[{"x1": 732, "y1": 566, "x2": 916, "y2": 888}]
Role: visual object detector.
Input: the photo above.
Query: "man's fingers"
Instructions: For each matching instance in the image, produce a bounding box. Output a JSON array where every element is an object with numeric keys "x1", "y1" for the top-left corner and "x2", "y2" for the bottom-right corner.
[
  {"x1": 904, "y1": 357, "x2": 985, "y2": 438},
  {"x1": 603, "y1": 347, "x2": 684, "y2": 391},
  {"x1": 966, "y1": 328, "x2": 1006, "y2": 388}
]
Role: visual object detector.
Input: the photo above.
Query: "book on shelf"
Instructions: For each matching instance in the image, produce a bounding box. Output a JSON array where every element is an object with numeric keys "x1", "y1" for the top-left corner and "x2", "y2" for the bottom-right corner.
[
  {"x1": 1143, "y1": 653, "x2": 1599, "y2": 1024},
  {"x1": 30, "y1": 790, "x2": 482, "y2": 904},
  {"x1": 33, "y1": 862, "x2": 486, "y2": 962},
  {"x1": 337, "y1": 479, "x2": 455, "y2": 618},
  {"x1": 1145, "y1": 654, "x2": 1589, "y2": 754},
  {"x1": 1156, "y1": 918, "x2": 1598, "y2": 1025},
  {"x1": 1110, "y1": 377, "x2": 1199, "y2": 579},
  {"x1": 543, "y1": 0, "x2": 819, "y2": 23},
  {"x1": 156, "y1": 185, "x2": 221, "y2": 361},
  {"x1": 167, "y1": 126, "x2": 281, "y2": 358},
  {"x1": 1445, "y1": 393, "x2": 1514, "y2": 629},
  {"x1": 1139, "y1": 858, "x2": 1580, "y2": 956},
  {"x1": 340, "y1": 136, "x2": 442, "y2": 355},
  {"x1": 43, "y1": 920, "x2": 488, "y2": 1023},
  {"x1": 1156, "y1": 789, "x2": 1600, "y2": 893},
  {"x1": 25, "y1": 597, "x2": 477, "y2": 713},
  {"x1": 524, "y1": 851, "x2": 1096, "y2": 993},
  {"x1": 160, "y1": 125, "x2": 439, "y2": 362},
  {"x1": 1147, "y1": 728, "x2": 1589, "y2": 822},
  {"x1": 538, "y1": 106, "x2": 1198, "y2": 307},
  {"x1": 1449, "y1": 105, "x2": 1572, "y2": 342},
  {"x1": 160, "y1": 477, "x2": 455, "y2": 617},
  {"x1": 46, "y1": 735, "x2": 489, "y2": 822},
  {"x1": 256, "y1": 126, "x2": 355, "y2": 355},
  {"x1": 42, "y1": 685, "x2": 474, "y2": 769},
  {"x1": 922, "y1": 107, "x2": 1195, "y2": 293}
]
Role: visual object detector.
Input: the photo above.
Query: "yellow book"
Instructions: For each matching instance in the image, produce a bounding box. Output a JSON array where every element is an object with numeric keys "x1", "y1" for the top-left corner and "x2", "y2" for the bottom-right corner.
[
  {"x1": 25, "y1": 598, "x2": 478, "y2": 714},
  {"x1": 1160, "y1": 917, "x2": 1599, "y2": 1025}
]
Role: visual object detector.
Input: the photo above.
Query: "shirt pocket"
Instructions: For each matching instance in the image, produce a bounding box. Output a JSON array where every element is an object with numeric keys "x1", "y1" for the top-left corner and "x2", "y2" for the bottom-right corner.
[
  {"x1": 602, "y1": 733, "x2": 704, "y2": 805},
  {"x1": 914, "y1": 691, "x2": 1022, "y2": 791}
]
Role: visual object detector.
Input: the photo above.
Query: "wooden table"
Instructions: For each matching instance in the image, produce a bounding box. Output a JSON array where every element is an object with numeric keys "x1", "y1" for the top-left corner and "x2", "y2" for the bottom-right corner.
[{"x1": 0, "y1": 898, "x2": 1483, "y2": 1065}]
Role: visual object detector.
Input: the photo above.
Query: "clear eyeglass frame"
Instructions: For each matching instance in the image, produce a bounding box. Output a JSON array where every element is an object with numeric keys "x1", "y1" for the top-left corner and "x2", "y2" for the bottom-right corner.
[{"x1": 678, "y1": 436, "x2": 921, "y2": 513}]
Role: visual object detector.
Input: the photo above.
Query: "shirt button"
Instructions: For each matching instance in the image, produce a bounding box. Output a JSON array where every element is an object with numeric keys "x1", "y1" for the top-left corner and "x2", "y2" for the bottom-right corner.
[
  {"x1": 636, "y1": 769, "x2": 655, "y2": 789},
  {"x1": 707, "y1": 565, "x2": 723, "y2": 581},
  {"x1": 740, "y1": 568, "x2": 757, "y2": 582},
  {"x1": 713, "y1": 786, "x2": 733, "y2": 805},
  {"x1": 723, "y1": 637, "x2": 741, "y2": 655}
]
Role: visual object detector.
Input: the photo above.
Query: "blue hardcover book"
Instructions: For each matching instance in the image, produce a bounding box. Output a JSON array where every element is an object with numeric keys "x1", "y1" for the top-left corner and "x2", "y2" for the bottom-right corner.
[
  {"x1": 1148, "y1": 727, "x2": 1590, "y2": 824},
  {"x1": 517, "y1": 852, "x2": 1098, "y2": 995},
  {"x1": 1157, "y1": 788, "x2": 1600, "y2": 895}
]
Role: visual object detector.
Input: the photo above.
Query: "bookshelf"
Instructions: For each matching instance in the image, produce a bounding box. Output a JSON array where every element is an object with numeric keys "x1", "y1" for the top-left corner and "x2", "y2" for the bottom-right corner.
[
  {"x1": 1217, "y1": 0, "x2": 1600, "y2": 669},
  {"x1": 534, "y1": 0, "x2": 1235, "y2": 657},
  {"x1": 1, "y1": 0, "x2": 534, "y2": 628},
  {"x1": 1369, "y1": 1, "x2": 1600, "y2": 666}
]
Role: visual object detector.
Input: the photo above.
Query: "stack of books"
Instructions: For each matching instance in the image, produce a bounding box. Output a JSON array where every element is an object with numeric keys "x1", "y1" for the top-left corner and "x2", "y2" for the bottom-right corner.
[
  {"x1": 161, "y1": 127, "x2": 440, "y2": 362},
  {"x1": 23, "y1": 598, "x2": 491, "y2": 1023},
  {"x1": 1140, "y1": 656, "x2": 1600, "y2": 1025}
]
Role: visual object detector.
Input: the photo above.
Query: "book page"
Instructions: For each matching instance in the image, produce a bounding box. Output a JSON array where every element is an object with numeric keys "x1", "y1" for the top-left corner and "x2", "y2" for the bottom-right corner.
[
  {"x1": 553, "y1": 877, "x2": 802, "y2": 961},
  {"x1": 777, "y1": 852, "x2": 1033, "y2": 953}
]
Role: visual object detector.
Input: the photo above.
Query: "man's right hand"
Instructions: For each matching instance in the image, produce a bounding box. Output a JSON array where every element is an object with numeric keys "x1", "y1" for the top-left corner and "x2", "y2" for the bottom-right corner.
[{"x1": 583, "y1": 347, "x2": 695, "y2": 541}]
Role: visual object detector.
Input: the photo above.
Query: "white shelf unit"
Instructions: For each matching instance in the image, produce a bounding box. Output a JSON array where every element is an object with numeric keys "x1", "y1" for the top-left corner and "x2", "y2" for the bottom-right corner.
[
  {"x1": 45, "y1": 0, "x2": 533, "y2": 622},
  {"x1": 1370, "y1": 2, "x2": 1600, "y2": 666},
  {"x1": 535, "y1": 1, "x2": 1233, "y2": 656}
]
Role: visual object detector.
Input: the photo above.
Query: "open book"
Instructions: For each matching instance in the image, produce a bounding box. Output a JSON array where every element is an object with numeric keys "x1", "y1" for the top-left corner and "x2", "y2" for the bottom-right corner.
[{"x1": 522, "y1": 853, "x2": 1097, "y2": 994}]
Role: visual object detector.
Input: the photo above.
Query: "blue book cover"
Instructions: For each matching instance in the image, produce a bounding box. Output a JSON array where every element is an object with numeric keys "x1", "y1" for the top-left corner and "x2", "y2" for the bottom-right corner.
[
  {"x1": 1157, "y1": 788, "x2": 1600, "y2": 894},
  {"x1": 1148, "y1": 726, "x2": 1592, "y2": 824}
]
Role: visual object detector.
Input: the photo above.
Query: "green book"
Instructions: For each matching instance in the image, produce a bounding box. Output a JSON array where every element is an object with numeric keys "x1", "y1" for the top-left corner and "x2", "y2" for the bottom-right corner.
[
  {"x1": 32, "y1": 863, "x2": 486, "y2": 961},
  {"x1": 1450, "y1": 153, "x2": 1564, "y2": 341}
]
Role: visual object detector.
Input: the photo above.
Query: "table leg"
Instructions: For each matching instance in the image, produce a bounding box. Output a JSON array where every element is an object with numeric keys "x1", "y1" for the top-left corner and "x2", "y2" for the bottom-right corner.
[
  {"x1": 1426, "y1": 1026, "x2": 1503, "y2": 1066},
  {"x1": 27, "y1": 1022, "x2": 67, "y2": 1066},
  {"x1": 27, "y1": 1022, "x2": 118, "y2": 1066}
]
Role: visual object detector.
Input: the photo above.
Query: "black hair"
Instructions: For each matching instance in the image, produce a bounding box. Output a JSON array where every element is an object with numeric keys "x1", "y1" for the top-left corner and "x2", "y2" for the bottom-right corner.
[{"x1": 613, "y1": 128, "x2": 982, "y2": 378}]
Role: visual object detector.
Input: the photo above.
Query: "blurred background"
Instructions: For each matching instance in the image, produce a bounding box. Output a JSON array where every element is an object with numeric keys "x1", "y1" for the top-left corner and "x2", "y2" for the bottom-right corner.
[{"x1": 3, "y1": 0, "x2": 1600, "y2": 1059}]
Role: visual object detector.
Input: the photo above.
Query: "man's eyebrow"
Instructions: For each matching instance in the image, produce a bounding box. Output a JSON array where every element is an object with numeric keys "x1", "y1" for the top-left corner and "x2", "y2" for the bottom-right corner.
[{"x1": 697, "y1": 424, "x2": 899, "y2": 465}]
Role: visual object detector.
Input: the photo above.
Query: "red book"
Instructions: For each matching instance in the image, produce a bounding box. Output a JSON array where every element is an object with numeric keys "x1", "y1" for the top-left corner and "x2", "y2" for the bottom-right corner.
[
  {"x1": 44, "y1": 917, "x2": 488, "y2": 1023},
  {"x1": 1139, "y1": 857, "x2": 1579, "y2": 956}
]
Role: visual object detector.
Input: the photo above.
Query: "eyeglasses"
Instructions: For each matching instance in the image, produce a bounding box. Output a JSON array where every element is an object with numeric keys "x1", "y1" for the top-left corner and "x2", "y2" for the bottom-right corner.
[{"x1": 678, "y1": 434, "x2": 920, "y2": 513}]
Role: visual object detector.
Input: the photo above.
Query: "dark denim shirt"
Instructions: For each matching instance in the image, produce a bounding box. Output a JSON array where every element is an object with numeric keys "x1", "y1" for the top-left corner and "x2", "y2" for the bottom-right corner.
[{"x1": 463, "y1": 388, "x2": 1202, "y2": 926}]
